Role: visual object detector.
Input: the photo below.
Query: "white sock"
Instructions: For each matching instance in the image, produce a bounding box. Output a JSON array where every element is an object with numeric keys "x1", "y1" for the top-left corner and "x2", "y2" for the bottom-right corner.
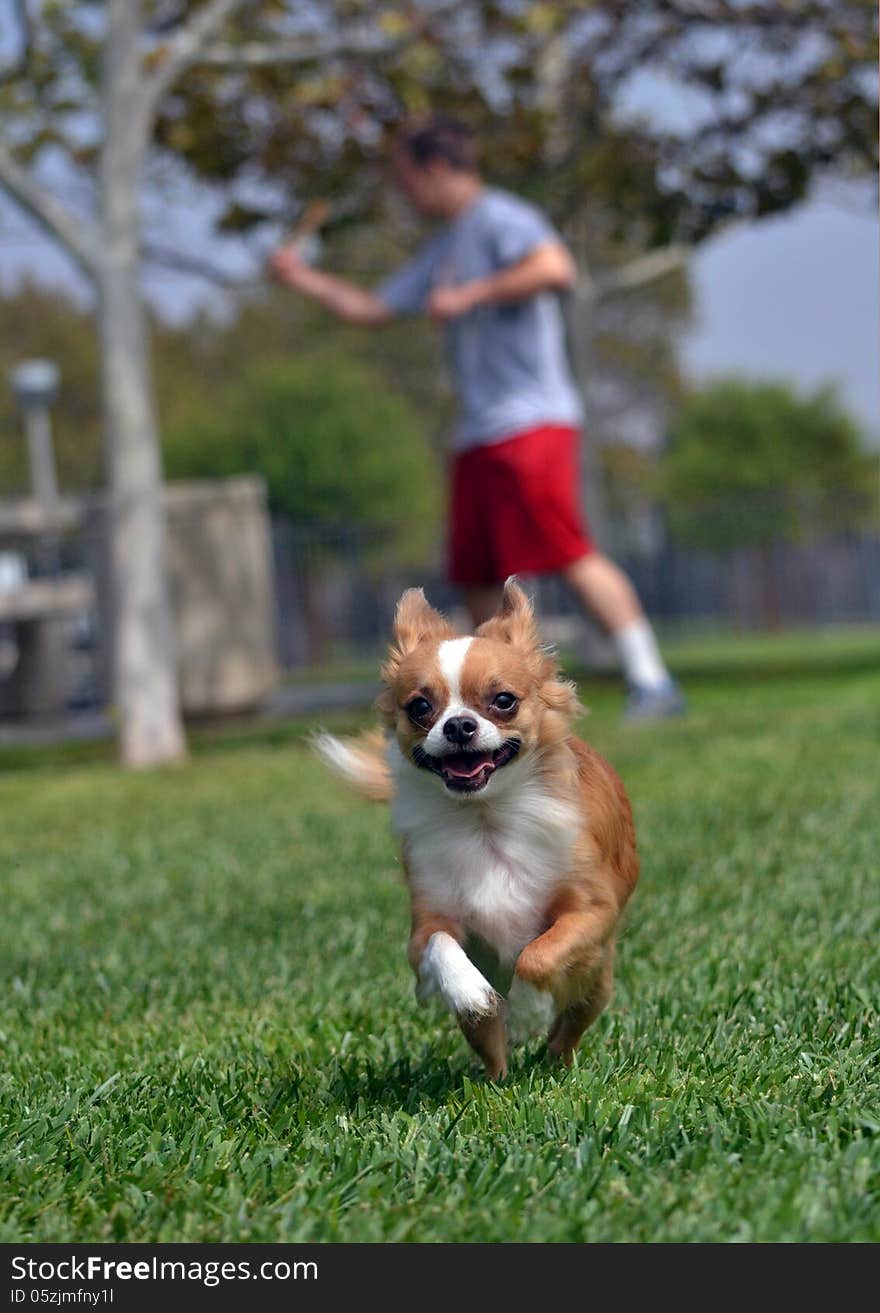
[{"x1": 614, "y1": 620, "x2": 670, "y2": 691}]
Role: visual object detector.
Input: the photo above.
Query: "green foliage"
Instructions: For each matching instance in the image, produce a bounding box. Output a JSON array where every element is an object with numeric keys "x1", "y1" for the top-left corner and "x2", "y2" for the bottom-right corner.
[
  {"x1": 0, "y1": 283, "x2": 445, "y2": 562},
  {"x1": 0, "y1": 637, "x2": 879, "y2": 1241},
  {"x1": 154, "y1": 274, "x2": 452, "y2": 452},
  {"x1": 659, "y1": 378, "x2": 878, "y2": 549},
  {"x1": 162, "y1": 351, "x2": 441, "y2": 561}
]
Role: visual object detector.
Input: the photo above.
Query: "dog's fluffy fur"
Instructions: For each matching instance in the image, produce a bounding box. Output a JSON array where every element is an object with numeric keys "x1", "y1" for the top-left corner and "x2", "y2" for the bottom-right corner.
[{"x1": 314, "y1": 579, "x2": 639, "y2": 1078}]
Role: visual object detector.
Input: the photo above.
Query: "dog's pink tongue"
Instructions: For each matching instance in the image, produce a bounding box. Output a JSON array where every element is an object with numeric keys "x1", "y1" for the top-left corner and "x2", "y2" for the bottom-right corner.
[{"x1": 443, "y1": 752, "x2": 493, "y2": 779}]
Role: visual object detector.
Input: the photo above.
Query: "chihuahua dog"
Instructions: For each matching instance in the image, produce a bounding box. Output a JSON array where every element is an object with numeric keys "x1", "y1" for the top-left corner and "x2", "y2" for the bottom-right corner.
[{"x1": 314, "y1": 579, "x2": 639, "y2": 1078}]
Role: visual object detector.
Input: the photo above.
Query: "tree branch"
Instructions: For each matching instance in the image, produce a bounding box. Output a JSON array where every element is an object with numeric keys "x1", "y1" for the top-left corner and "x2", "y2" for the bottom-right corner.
[
  {"x1": 142, "y1": 0, "x2": 243, "y2": 116},
  {"x1": 577, "y1": 245, "x2": 688, "y2": 303},
  {"x1": 142, "y1": 240, "x2": 256, "y2": 287},
  {"x1": 0, "y1": 141, "x2": 100, "y2": 278},
  {"x1": 196, "y1": 29, "x2": 388, "y2": 67},
  {"x1": 190, "y1": 0, "x2": 465, "y2": 69}
]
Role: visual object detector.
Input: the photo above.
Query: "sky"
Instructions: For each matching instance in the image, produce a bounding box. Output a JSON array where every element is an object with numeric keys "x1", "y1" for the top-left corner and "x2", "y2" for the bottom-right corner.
[{"x1": 682, "y1": 196, "x2": 879, "y2": 443}]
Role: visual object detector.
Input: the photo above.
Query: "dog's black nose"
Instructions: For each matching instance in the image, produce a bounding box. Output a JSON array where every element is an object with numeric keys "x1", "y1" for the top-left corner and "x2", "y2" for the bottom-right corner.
[{"x1": 443, "y1": 715, "x2": 478, "y2": 745}]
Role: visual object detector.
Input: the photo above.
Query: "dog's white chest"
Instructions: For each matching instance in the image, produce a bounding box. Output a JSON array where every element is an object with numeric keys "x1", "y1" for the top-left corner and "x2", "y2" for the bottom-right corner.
[{"x1": 393, "y1": 760, "x2": 579, "y2": 963}]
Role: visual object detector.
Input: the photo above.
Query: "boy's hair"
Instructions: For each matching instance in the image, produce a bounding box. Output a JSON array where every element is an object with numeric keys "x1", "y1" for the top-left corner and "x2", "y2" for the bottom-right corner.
[{"x1": 396, "y1": 115, "x2": 479, "y2": 172}]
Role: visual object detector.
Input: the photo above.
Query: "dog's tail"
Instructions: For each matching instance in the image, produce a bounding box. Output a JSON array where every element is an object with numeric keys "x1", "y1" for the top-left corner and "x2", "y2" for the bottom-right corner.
[{"x1": 310, "y1": 728, "x2": 393, "y2": 803}]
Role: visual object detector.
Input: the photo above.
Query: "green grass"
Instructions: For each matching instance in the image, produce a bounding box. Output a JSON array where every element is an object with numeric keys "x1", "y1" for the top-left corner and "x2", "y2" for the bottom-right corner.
[{"x1": 1, "y1": 635, "x2": 879, "y2": 1242}]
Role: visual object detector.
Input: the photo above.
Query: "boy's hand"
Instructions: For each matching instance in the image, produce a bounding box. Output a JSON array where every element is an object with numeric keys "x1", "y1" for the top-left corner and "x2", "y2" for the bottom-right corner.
[
  {"x1": 270, "y1": 245, "x2": 310, "y2": 288},
  {"x1": 268, "y1": 242, "x2": 392, "y2": 326},
  {"x1": 427, "y1": 282, "x2": 482, "y2": 321}
]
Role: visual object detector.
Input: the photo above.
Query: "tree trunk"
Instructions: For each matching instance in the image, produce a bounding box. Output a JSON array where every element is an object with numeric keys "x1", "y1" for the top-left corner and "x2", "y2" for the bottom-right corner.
[
  {"x1": 563, "y1": 217, "x2": 618, "y2": 668},
  {"x1": 99, "y1": 0, "x2": 185, "y2": 767},
  {"x1": 565, "y1": 219, "x2": 612, "y2": 553}
]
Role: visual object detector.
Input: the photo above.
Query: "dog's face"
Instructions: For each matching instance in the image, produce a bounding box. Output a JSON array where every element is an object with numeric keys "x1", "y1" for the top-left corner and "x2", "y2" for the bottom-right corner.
[{"x1": 379, "y1": 580, "x2": 580, "y2": 797}]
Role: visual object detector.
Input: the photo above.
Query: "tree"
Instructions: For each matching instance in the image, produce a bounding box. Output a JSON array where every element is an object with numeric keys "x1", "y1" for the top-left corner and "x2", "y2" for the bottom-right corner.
[
  {"x1": 157, "y1": 2, "x2": 876, "y2": 249},
  {"x1": 0, "y1": 0, "x2": 244, "y2": 766},
  {"x1": 658, "y1": 377, "x2": 879, "y2": 629},
  {"x1": 162, "y1": 352, "x2": 441, "y2": 551},
  {"x1": 153, "y1": 276, "x2": 456, "y2": 463},
  {"x1": 1, "y1": 1, "x2": 874, "y2": 762},
  {"x1": 659, "y1": 378, "x2": 877, "y2": 552},
  {"x1": 163, "y1": 347, "x2": 442, "y2": 664}
]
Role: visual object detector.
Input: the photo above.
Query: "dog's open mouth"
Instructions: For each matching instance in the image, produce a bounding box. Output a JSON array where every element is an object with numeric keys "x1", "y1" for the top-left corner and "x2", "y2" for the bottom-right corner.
[{"x1": 413, "y1": 739, "x2": 521, "y2": 794}]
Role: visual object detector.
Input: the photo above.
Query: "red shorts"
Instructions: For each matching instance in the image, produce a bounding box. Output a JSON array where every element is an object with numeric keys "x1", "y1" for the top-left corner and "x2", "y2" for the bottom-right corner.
[{"x1": 448, "y1": 424, "x2": 595, "y2": 587}]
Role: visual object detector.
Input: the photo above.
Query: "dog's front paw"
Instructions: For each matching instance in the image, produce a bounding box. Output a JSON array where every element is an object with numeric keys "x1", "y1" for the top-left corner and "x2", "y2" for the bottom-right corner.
[
  {"x1": 514, "y1": 943, "x2": 556, "y2": 992},
  {"x1": 419, "y1": 932, "x2": 500, "y2": 1020},
  {"x1": 505, "y1": 975, "x2": 556, "y2": 1044},
  {"x1": 451, "y1": 970, "x2": 500, "y2": 1020}
]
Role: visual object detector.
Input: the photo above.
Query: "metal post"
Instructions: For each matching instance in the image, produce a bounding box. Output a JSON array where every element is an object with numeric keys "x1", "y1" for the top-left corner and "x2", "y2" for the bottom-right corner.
[
  {"x1": 24, "y1": 403, "x2": 60, "y2": 521},
  {"x1": 9, "y1": 359, "x2": 62, "y2": 574},
  {"x1": 9, "y1": 359, "x2": 61, "y2": 527},
  {"x1": 6, "y1": 360, "x2": 67, "y2": 717}
]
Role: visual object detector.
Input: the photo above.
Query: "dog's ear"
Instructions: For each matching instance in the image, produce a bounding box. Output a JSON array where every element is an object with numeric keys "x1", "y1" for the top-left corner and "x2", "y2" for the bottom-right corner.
[
  {"x1": 479, "y1": 577, "x2": 581, "y2": 725},
  {"x1": 392, "y1": 588, "x2": 453, "y2": 654},
  {"x1": 380, "y1": 589, "x2": 454, "y2": 701},
  {"x1": 476, "y1": 577, "x2": 541, "y2": 653},
  {"x1": 540, "y1": 678, "x2": 583, "y2": 718}
]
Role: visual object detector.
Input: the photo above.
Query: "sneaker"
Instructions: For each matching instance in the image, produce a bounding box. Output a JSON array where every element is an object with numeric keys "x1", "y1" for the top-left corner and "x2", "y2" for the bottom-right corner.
[{"x1": 623, "y1": 678, "x2": 686, "y2": 723}]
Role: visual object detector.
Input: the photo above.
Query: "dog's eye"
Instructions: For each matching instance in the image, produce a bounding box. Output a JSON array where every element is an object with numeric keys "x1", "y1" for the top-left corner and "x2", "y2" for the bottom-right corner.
[
  {"x1": 492, "y1": 692, "x2": 517, "y2": 712},
  {"x1": 406, "y1": 696, "x2": 433, "y2": 722}
]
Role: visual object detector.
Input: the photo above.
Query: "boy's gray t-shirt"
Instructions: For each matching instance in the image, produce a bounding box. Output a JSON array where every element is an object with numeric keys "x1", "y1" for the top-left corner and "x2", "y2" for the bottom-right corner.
[{"x1": 377, "y1": 188, "x2": 583, "y2": 451}]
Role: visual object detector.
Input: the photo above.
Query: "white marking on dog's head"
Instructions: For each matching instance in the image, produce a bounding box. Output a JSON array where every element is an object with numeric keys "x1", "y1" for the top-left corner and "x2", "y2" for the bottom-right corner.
[
  {"x1": 424, "y1": 637, "x2": 503, "y2": 757},
  {"x1": 437, "y1": 637, "x2": 472, "y2": 705}
]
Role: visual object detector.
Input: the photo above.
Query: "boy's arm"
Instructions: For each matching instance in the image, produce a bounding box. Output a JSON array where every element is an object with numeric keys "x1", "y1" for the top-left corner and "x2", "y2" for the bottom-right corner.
[
  {"x1": 270, "y1": 246, "x2": 394, "y2": 327},
  {"x1": 427, "y1": 240, "x2": 576, "y2": 321}
]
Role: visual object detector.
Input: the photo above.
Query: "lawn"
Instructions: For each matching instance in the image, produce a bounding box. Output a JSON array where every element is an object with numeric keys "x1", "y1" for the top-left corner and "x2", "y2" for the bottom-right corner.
[{"x1": 1, "y1": 631, "x2": 878, "y2": 1242}]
